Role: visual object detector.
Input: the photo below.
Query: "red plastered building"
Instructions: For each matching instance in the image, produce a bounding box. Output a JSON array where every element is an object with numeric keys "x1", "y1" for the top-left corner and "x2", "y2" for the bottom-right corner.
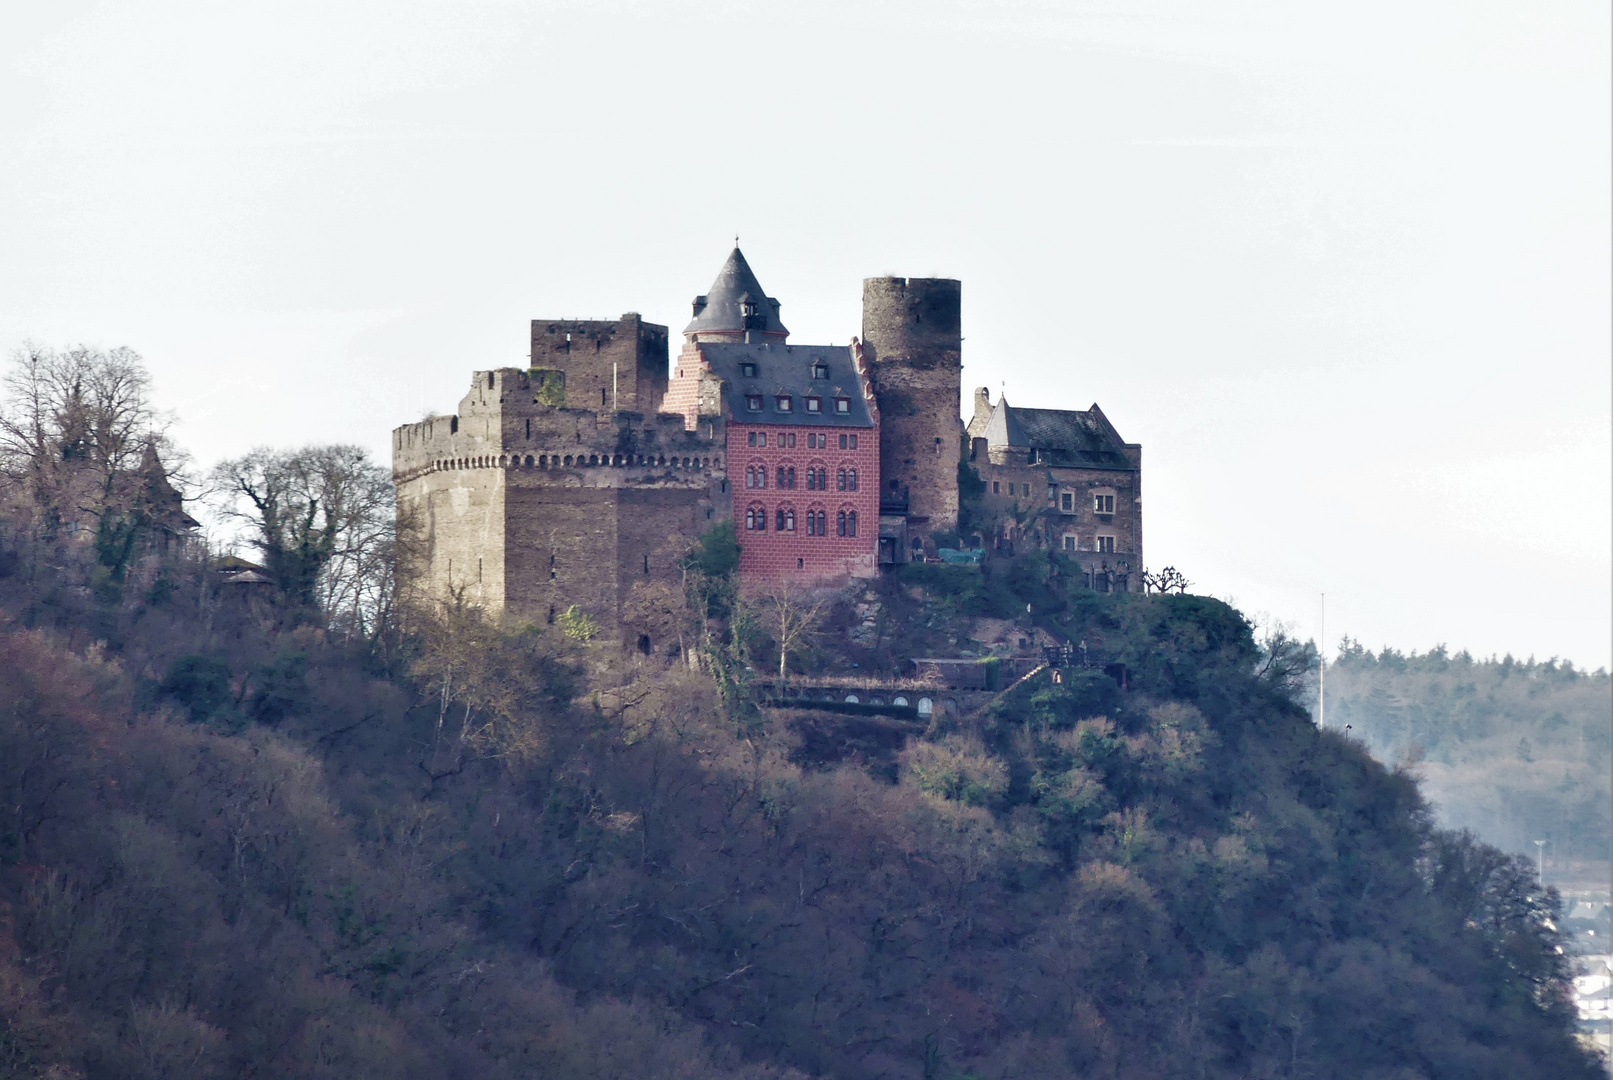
[{"x1": 665, "y1": 247, "x2": 880, "y2": 587}]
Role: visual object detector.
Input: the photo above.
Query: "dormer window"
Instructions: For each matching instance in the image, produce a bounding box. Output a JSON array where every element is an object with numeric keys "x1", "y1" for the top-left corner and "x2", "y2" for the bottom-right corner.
[
  {"x1": 741, "y1": 362, "x2": 758, "y2": 378},
  {"x1": 805, "y1": 396, "x2": 821, "y2": 413},
  {"x1": 746, "y1": 394, "x2": 763, "y2": 412},
  {"x1": 775, "y1": 395, "x2": 793, "y2": 412},
  {"x1": 740, "y1": 298, "x2": 758, "y2": 317},
  {"x1": 834, "y1": 397, "x2": 850, "y2": 414},
  {"x1": 813, "y1": 363, "x2": 829, "y2": 379}
]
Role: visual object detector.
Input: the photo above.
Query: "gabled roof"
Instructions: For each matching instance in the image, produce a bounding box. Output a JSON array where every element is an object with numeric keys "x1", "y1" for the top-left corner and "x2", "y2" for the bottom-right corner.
[
  {"x1": 684, "y1": 247, "x2": 789, "y2": 339},
  {"x1": 983, "y1": 398, "x2": 1135, "y2": 469},
  {"x1": 697, "y1": 342, "x2": 875, "y2": 428}
]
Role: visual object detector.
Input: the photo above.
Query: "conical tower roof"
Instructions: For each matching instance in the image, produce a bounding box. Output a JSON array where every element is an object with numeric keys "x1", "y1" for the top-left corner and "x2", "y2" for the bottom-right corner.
[{"x1": 684, "y1": 246, "x2": 789, "y2": 340}]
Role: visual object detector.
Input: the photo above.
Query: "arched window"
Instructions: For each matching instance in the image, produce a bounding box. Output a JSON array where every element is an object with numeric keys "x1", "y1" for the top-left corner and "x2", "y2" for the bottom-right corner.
[
  {"x1": 756, "y1": 506, "x2": 767, "y2": 531},
  {"x1": 837, "y1": 510, "x2": 847, "y2": 537},
  {"x1": 848, "y1": 468, "x2": 857, "y2": 491},
  {"x1": 746, "y1": 466, "x2": 755, "y2": 488},
  {"x1": 785, "y1": 509, "x2": 795, "y2": 531},
  {"x1": 563, "y1": 455, "x2": 573, "y2": 467},
  {"x1": 776, "y1": 507, "x2": 786, "y2": 531},
  {"x1": 524, "y1": 455, "x2": 533, "y2": 466},
  {"x1": 837, "y1": 469, "x2": 847, "y2": 491},
  {"x1": 848, "y1": 511, "x2": 858, "y2": 537},
  {"x1": 777, "y1": 466, "x2": 785, "y2": 488},
  {"x1": 816, "y1": 510, "x2": 827, "y2": 535},
  {"x1": 745, "y1": 508, "x2": 756, "y2": 530},
  {"x1": 787, "y1": 466, "x2": 796, "y2": 488}
]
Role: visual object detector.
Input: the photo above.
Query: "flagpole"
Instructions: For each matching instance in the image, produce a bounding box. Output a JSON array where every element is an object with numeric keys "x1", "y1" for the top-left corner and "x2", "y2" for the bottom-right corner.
[{"x1": 1319, "y1": 592, "x2": 1326, "y2": 730}]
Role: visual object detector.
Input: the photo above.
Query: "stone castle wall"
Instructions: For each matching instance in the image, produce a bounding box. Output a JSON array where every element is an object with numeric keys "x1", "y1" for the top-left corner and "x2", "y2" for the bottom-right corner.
[
  {"x1": 861, "y1": 277, "x2": 962, "y2": 534},
  {"x1": 528, "y1": 315, "x2": 670, "y2": 417},
  {"x1": 394, "y1": 366, "x2": 725, "y2": 640}
]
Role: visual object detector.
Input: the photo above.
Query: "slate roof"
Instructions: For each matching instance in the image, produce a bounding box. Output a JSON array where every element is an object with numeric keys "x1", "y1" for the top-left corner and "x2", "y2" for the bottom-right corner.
[
  {"x1": 983, "y1": 398, "x2": 1135, "y2": 469},
  {"x1": 698, "y1": 342, "x2": 875, "y2": 428},
  {"x1": 684, "y1": 247, "x2": 789, "y2": 339}
]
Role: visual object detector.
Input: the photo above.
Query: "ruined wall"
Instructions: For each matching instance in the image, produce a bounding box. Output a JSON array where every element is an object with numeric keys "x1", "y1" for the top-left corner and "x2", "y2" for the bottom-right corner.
[
  {"x1": 528, "y1": 315, "x2": 670, "y2": 417},
  {"x1": 861, "y1": 277, "x2": 962, "y2": 534}
]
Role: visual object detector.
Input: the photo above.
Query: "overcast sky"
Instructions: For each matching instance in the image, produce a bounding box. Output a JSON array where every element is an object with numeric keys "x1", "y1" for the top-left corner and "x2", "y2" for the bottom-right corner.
[{"x1": 2, "y1": 0, "x2": 1608, "y2": 668}]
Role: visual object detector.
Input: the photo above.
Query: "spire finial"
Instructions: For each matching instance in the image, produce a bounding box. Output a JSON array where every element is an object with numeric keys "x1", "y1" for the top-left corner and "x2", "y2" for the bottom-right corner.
[{"x1": 734, "y1": 233, "x2": 740, "y2": 249}]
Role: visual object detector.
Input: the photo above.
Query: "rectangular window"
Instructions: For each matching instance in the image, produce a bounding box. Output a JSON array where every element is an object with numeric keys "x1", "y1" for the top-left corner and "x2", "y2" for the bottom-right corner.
[
  {"x1": 992, "y1": 481, "x2": 1000, "y2": 494},
  {"x1": 1094, "y1": 494, "x2": 1115, "y2": 514},
  {"x1": 787, "y1": 433, "x2": 797, "y2": 448},
  {"x1": 1063, "y1": 535, "x2": 1076, "y2": 551},
  {"x1": 776, "y1": 395, "x2": 793, "y2": 412},
  {"x1": 1023, "y1": 483, "x2": 1031, "y2": 497},
  {"x1": 1061, "y1": 492, "x2": 1074, "y2": 512},
  {"x1": 849, "y1": 433, "x2": 858, "y2": 449},
  {"x1": 746, "y1": 395, "x2": 763, "y2": 411},
  {"x1": 835, "y1": 398, "x2": 850, "y2": 414},
  {"x1": 838, "y1": 433, "x2": 848, "y2": 449},
  {"x1": 1097, "y1": 535, "x2": 1116, "y2": 553},
  {"x1": 747, "y1": 431, "x2": 757, "y2": 446},
  {"x1": 758, "y1": 433, "x2": 767, "y2": 447},
  {"x1": 805, "y1": 396, "x2": 821, "y2": 413}
]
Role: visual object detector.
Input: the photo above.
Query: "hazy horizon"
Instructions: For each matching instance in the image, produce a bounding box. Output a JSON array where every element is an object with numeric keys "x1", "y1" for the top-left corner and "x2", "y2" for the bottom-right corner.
[{"x1": 3, "y1": 0, "x2": 1609, "y2": 668}]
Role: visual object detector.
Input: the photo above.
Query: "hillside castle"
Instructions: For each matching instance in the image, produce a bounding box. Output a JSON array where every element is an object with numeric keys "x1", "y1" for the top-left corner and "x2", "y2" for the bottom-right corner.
[{"x1": 391, "y1": 248, "x2": 1142, "y2": 647}]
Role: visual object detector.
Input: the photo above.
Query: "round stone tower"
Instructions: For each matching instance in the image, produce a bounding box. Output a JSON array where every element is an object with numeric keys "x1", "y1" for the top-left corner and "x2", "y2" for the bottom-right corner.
[{"x1": 861, "y1": 276, "x2": 962, "y2": 535}]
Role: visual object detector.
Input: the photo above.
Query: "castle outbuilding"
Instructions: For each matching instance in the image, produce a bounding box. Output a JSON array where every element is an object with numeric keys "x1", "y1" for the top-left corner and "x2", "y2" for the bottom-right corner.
[
  {"x1": 392, "y1": 246, "x2": 1142, "y2": 648},
  {"x1": 966, "y1": 389, "x2": 1143, "y2": 592}
]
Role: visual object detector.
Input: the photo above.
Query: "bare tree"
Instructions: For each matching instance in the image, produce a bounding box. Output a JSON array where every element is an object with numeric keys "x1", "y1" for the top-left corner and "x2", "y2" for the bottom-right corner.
[
  {"x1": 210, "y1": 444, "x2": 393, "y2": 632},
  {"x1": 409, "y1": 594, "x2": 563, "y2": 783},
  {"x1": 0, "y1": 344, "x2": 189, "y2": 577},
  {"x1": 1143, "y1": 566, "x2": 1191, "y2": 595},
  {"x1": 758, "y1": 581, "x2": 830, "y2": 678}
]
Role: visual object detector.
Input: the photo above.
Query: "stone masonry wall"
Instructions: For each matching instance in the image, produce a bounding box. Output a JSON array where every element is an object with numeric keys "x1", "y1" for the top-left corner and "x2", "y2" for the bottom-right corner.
[
  {"x1": 861, "y1": 277, "x2": 962, "y2": 535},
  {"x1": 394, "y1": 367, "x2": 724, "y2": 639},
  {"x1": 528, "y1": 315, "x2": 670, "y2": 417}
]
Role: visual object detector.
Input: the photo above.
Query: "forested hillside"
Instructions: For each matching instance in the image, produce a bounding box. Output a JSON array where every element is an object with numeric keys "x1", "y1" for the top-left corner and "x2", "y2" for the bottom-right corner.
[
  {"x1": 1326, "y1": 642, "x2": 1612, "y2": 880},
  {"x1": 0, "y1": 347, "x2": 1602, "y2": 1079}
]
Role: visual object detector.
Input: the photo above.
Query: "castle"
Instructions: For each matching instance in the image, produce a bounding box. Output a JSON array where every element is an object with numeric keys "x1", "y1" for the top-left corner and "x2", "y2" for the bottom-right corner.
[{"x1": 391, "y1": 248, "x2": 1142, "y2": 648}]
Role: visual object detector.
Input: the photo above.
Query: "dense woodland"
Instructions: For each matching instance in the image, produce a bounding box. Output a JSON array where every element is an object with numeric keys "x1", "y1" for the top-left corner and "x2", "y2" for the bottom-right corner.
[
  {"x1": 0, "y1": 346, "x2": 1603, "y2": 1079},
  {"x1": 1324, "y1": 643, "x2": 1612, "y2": 879}
]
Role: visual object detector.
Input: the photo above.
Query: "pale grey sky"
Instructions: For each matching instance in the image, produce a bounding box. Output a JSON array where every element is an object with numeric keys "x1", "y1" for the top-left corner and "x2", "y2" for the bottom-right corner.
[{"x1": 2, "y1": 1, "x2": 1608, "y2": 667}]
